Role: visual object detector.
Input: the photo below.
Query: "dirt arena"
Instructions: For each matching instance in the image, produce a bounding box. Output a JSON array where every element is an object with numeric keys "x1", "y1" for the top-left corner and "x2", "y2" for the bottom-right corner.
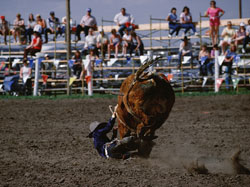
[{"x1": 1, "y1": 94, "x2": 250, "y2": 187}]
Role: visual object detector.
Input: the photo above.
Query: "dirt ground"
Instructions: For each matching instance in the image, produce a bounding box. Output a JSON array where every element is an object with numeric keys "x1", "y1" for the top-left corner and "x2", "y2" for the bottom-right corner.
[{"x1": 1, "y1": 94, "x2": 250, "y2": 187}]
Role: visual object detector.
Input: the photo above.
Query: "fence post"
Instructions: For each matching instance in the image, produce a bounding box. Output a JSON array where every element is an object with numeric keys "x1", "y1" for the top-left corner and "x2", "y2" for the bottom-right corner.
[
  {"x1": 214, "y1": 50, "x2": 219, "y2": 92},
  {"x1": 150, "y1": 15, "x2": 152, "y2": 50},
  {"x1": 33, "y1": 54, "x2": 41, "y2": 96}
]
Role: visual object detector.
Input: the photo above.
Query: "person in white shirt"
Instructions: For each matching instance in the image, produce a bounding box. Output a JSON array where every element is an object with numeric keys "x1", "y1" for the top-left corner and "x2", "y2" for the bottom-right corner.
[
  {"x1": 20, "y1": 60, "x2": 32, "y2": 95},
  {"x1": 242, "y1": 19, "x2": 250, "y2": 53},
  {"x1": 96, "y1": 30, "x2": 109, "y2": 58},
  {"x1": 122, "y1": 29, "x2": 131, "y2": 56},
  {"x1": 76, "y1": 8, "x2": 97, "y2": 42},
  {"x1": 180, "y1": 6, "x2": 198, "y2": 36},
  {"x1": 178, "y1": 36, "x2": 193, "y2": 69},
  {"x1": 220, "y1": 21, "x2": 236, "y2": 54},
  {"x1": 83, "y1": 28, "x2": 98, "y2": 57},
  {"x1": 114, "y1": 8, "x2": 134, "y2": 37}
]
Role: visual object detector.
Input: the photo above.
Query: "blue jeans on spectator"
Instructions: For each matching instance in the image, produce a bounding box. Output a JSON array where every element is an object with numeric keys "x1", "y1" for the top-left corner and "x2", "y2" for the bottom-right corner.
[
  {"x1": 181, "y1": 23, "x2": 196, "y2": 34},
  {"x1": 118, "y1": 24, "x2": 132, "y2": 37},
  {"x1": 169, "y1": 23, "x2": 181, "y2": 36},
  {"x1": 207, "y1": 61, "x2": 214, "y2": 75},
  {"x1": 178, "y1": 51, "x2": 193, "y2": 67},
  {"x1": 221, "y1": 62, "x2": 232, "y2": 90},
  {"x1": 243, "y1": 35, "x2": 250, "y2": 50},
  {"x1": 25, "y1": 28, "x2": 33, "y2": 43}
]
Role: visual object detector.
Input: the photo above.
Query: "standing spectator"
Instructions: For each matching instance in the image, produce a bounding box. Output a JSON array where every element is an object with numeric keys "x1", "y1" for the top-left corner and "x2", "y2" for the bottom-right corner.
[
  {"x1": 166, "y1": 7, "x2": 181, "y2": 37},
  {"x1": 178, "y1": 36, "x2": 193, "y2": 69},
  {"x1": 180, "y1": 6, "x2": 198, "y2": 36},
  {"x1": 35, "y1": 14, "x2": 47, "y2": 41},
  {"x1": 205, "y1": 0, "x2": 225, "y2": 46},
  {"x1": 12, "y1": 13, "x2": 25, "y2": 44},
  {"x1": 82, "y1": 28, "x2": 98, "y2": 57},
  {"x1": 45, "y1": 11, "x2": 62, "y2": 43},
  {"x1": 72, "y1": 50, "x2": 82, "y2": 78},
  {"x1": 114, "y1": 8, "x2": 134, "y2": 37},
  {"x1": 26, "y1": 13, "x2": 36, "y2": 44},
  {"x1": 220, "y1": 21, "x2": 236, "y2": 54},
  {"x1": 198, "y1": 44, "x2": 210, "y2": 76},
  {"x1": 107, "y1": 29, "x2": 122, "y2": 59},
  {"x1": 23, "y1": 31, "x2": 42, "y2": 59},
  {"x1": 234, "y1": 22, "x2": 246, "y2": 47},
  {"x1": 242, "y1": 19, "x2": 250, "y2": 54},
  {"x1": 0, "y1": 16, "x2": 9, "y2": 45},
  {"x1": 19, "y1": 60, "x2": 32, "y2": 95},
  {"x1": 129, "y1": 31, "x2": 144, "y2": 56},
  {"x1": 222, "y1": 44, "x2": 237, "y2": 90},
  {"x1": 96, "y1": 29, "x2": 109, "y2": 58},
  {"x1": 75, "y1": 8, "x2": 97, "y2": 42},
  {"x1": 122, "y1": 29, "x2": 131, "y2": 56}
]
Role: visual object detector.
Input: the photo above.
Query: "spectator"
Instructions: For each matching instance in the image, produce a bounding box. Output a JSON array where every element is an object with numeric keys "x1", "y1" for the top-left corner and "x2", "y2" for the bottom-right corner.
[
  {"x1": 26, "y1": 13, "x2": 36, "y2": 44},
  {"x1": 107, "y1": 29, "x2": 122, "y2": 59},
  {"x1": 82, "y1": 28, "x2": 98, "y2": 57},
  {"x1": 12, "y1": 13, "x2": 25, "y2": 44},
  {"x1": 114, "y1": 8, "x2": 134, "y2": 37},
  {"x1": 180, "y1": 6, "x2": 198, "y2": 36},
  {"x1": 19, "y1": 60, "x2": 32, "y2": 95},
  {"x1": 61, "y1": 16, "x2": 73, "y2": 37},
  {"x1": 222, "y1": 44, "x2": 237, "y2": 90},
  {"x1": 96, "y1": 29, "x2": 109, "y2": 58},
  {"x1": 23, "y1": 31, "x2": 42, "y2": 59},
  {"x1": 220, "y1": 21, "x2": 236, "y2": 54},
  {"x1": 178, "y1": 36, "x2": 193, "y2": 69},
  {"x1": 166, "y1": 7, "x2": 181, "y2": 37},
  {"x1": 45, "y1": 11, "x2": 62, "y2": 43},
  {"x1": 208, "y1": 44, "x2": 220, "y2": 75},
  {"x1": 205, "y1": 0, "x2": 225, "y2": 46},
  {"x1": 0, "y1": 16, "x2": 9, "y2": 45},
  {"x1": 122, "y1": 29, "x2": 131, "y2": 56},
  {"x1": 129, "y1": 31, "x2": 144, "y2": 56},
  {"x1": 242, "y1": 19, "x2": 250, "y2": 54},
  {"x1": 35, "y1": 14, "x2": 47, "y2": 41},
  {"x1": 234, "y1": 22, "x2": 246, "y2": 47},
  {"x1": 72, "y1": 50, "x2": 82, "y2": 78},
  {"x1": 198, "y1": 44, "x2": 210, "y2": 76},
  {"x1": 75, "y1": 8, "x2": 97, "y2": 42}
]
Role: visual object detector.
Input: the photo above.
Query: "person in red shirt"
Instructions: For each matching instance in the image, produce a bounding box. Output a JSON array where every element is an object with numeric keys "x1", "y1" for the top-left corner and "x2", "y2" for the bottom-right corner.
[{"x1": 23, "y1": 31, "x2": 42, "y2": 59}]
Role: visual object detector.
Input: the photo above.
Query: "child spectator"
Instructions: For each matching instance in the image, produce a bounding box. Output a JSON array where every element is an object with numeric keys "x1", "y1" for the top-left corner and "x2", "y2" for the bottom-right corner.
[
  {"x1": 75, "y1": 8, "x2": 97, "y2": 42},
  {"x1": 178, "y1": 36, "x2": 193, "y2": 69},
  {"x1": 180, "y1": 6, "x2": 198, "y2": 36},
  {"x1": 208, "y1": 44, "x2": 220, "y2": 75},
  {"x1": 26, "y1": 13, "x2": 36, "y2": 44},
  {"x1": 19, "y1": 60, "x2": 32, "y2": 95},
  {"x1": 45, "y1": 11, "x2": 62, "y2": 43},
  {"x1": 23, "y1": 31, "x2": 42, "y2": 59},
  {"x1": 205, "y1": 0, "x2": 224, "y2": 45},
  {"x1": 242, "y1": 19, "x2": 250, "y2": 54},
  {"x1": 129, "y1": 31, "x2": 144, "y2": 56},
  {"x1": 166, "y1": 7, "x2": 181, "y2": 37},
  {"x1": 12, "y1": 13, "x2": 25, "y2": 44},
  {"x1": 199, "y1": 44, "x2": 210, "y2": 76},
  {"x1": 114, "y1": 8, "x2": 134, "y2": 37},
  {"x1": 96, "y1": 30, "x2": 109, "y2": 58},
  {"x1": 122, "y1": 29, "x2": 131, "y2": 56},
  {"x1": 234, "y1": 22, "x2": 246, "y2": 47},
  {"x1": 220, "y1": 21, "x2": 236, "y2": 54},
  {"x1": 72, "y1": 50, "x2": 82, "y2": 78},
  {"x1": 107, "y1": 29, "x2": 122, "y2": 59},
  {"x1": 0, "y1": 16, "x2": 9, "y2": 45}
]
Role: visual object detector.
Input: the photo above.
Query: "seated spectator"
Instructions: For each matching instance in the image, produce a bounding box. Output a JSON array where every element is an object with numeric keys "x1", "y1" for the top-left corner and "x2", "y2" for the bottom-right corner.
[
  {"x1": 19, "y1": 60, "x2": 32, "y2": 95},
  {"x1": 82, "y1": 28, "x2": 98, "y2": 57},
  {"x1": 114, "y1": 8, "x2": 134, "y2": 37},
  {"x1": 0, "y1": 16, "x2": 9, "y2": 45},
  {"x1": 122, "y1": 29, "x2": 131, "y2": 56},
  {"x1": 61, "y1": 16, "x2": 73, "y2": 37},
  {"x1": 96, "y1": 29, "x2": 109, "y2": 58},
  {"x1": 166, "y1": 7, "x2": 181, "y2": 37},
  {"x1": 44, "y1": 11, "x2": 62, "y2": 43},
  {"x1": 208, "y1": 44, "x2": 220, "y2": 75},
  {"x1": 221, "y1": 44, "x2": 237, "y2": 90},
  {"x1": 25, "y1": 13, "x2": 36, "y2": 44},
  {"x1": 12, "y1": 13, "x2": 25, "y2": 44},
  {"x1": 220, "y1": 21, "x2": 236, "y2": 54},
  {"x1": 75, "y1": 8, "x2": 97, "y2": 42},
  {"x1": 242, "y1": 19, "x2": 250, "y2": 54},
  {"x1": 72, "y1": 50, "x2": 82, "y2": 78},
  {"x1": 23, "y1": 31, "x2": 42, "y2": 59},
  {"x1": 107, "y1": 29, "x2": 122, "y2": 59},
  {"x1": 35, "y1": 14, "x2": 47, "y2": 41},
  {"x1": 178, "y1": 36, "x2": 193, "y2": 69},
  {"x1": 180, "y1": 6, "x2": 198, "y2": 36},
  {"x1": 234, "y1": 22, "x2": 246, "y2": 47},
  {"x1": 198, "y1": 44, "x2": 211, "y2": 76},
  {"x1": 129, "y1": 31, "x2": 144, "y2": 56}
]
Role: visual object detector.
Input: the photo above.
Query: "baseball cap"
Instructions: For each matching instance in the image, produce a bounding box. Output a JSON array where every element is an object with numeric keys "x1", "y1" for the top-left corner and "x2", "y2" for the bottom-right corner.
[
  {"x1": 87, "y1": 8, "x2": 91, "y2": 12},
  {"x1": 240, "y1": 22, "x2": 245, "y2": 27},
  {"x1": 50, "y1": 11, "x2": 55, "y2": 15}
]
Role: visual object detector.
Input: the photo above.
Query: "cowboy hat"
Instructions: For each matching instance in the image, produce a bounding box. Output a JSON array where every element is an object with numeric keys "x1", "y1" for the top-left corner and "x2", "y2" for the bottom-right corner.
[{"x1": 87, "y1": 121, "x2": 107, "y2": 138}]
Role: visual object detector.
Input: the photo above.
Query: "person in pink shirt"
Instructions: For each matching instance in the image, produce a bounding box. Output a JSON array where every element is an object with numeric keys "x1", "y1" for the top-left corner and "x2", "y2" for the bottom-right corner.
[{"x1": 205, "y1": 0, "x2": 224, "y2": 45}]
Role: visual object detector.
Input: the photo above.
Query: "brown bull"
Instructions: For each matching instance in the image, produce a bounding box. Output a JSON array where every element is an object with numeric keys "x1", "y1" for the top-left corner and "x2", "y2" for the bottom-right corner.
[{"x1": 116, "y1": 57, "x2": 175, "y2": 141}]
